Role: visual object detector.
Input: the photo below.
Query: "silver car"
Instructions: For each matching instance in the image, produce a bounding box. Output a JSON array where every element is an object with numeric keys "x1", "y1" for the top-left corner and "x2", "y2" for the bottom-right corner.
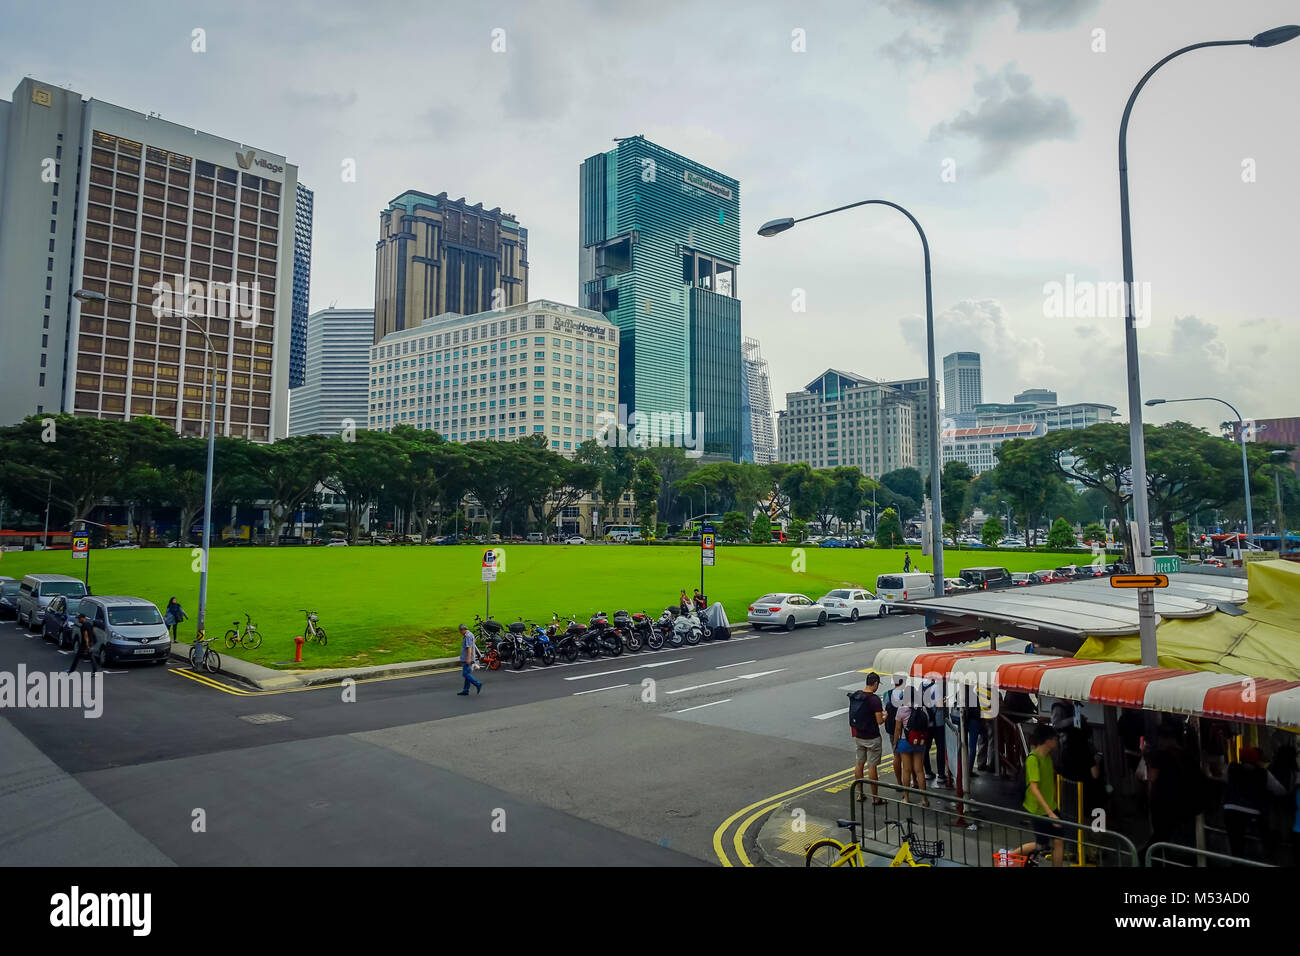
[
  {"x1": 79, "y1": 596, "x2": 171, "y2": 666},
  {"x1": 747, "y1": 592, "x2": 826, "y2": 632}
]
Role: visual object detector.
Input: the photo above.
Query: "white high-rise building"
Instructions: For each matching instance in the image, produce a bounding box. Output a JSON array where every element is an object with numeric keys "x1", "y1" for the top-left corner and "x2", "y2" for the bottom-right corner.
[
  {"x1": 942, "y1": 351, "x2": 983, "y2": 426},
  {"x1": 776, "y1": 369, "x2": 918, "y2": 477},
  {"x1": 0, "y1": 78, "x2": 302, "y2": 441},
  {"x1": 288, "y1": 308, "x2": 373, "y2": 437},
  {"x1": 741, "y1": 336, "x2": 776, "y2": 464}
]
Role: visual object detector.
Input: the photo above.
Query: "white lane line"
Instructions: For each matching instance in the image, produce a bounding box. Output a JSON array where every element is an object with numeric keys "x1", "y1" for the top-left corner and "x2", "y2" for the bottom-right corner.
[
  {"x1": 815, "y1": 669, "x2": 862, "y2": 681},
  {"x1": 823, "y1": 642, "x2": 853, "y2": 649},
  {"x1": 838, "y1": 682, "x2": 863, "y2": 691},
  {"x1": 716, "y1": 659, "x2": 756, "y2": 669},
  {"x1": 572, "y1": 683, "x2": 630, "y2": 696},
  {"x1": 811, "y1": 707, "x2": 850, "y2": 721},
  {"x1": 675, "y1": 699, "x2": 732, "y2": 714},
  {"x1": 563, "y1": 658, "x2": 692, "y2": 681},
  {"x1": 666, "y1": 668, "x2": 786, "y2": 695}
]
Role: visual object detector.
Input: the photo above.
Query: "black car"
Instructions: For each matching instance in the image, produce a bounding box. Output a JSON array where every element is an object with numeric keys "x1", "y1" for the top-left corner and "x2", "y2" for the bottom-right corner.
[
  {"x1": 0, "y1": 578, "x2": 19, "y2": 619},
  {"x1": 41, "y1": 594, "x2": 84, "y2": 649},
  {"x1": 1103, "y1": 562, "x2": 1134, "y2": 576}
]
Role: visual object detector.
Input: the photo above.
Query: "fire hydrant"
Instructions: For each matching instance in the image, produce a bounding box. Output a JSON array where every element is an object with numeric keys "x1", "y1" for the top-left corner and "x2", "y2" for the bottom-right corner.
[{"x1": 294, "y1": 635, "x2": 305, "y2": 663}]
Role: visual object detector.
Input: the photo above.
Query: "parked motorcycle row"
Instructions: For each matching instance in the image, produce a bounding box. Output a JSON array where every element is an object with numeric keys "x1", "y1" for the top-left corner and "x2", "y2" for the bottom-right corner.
[{"x1": 472, "y1": 606, "x2": 727, "y2": 671}]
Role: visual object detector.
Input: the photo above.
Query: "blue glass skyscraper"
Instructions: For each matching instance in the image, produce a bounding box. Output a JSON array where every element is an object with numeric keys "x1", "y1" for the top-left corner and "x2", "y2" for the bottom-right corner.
[{"x1": 289, "y1": 182, "x2": 314, "y2": 389}]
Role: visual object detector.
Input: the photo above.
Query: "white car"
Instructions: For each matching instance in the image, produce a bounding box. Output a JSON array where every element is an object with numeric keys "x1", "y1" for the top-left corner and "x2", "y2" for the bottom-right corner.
[
  {"x1": 326, "y1": 539, "x2": 349, "y2": 547},
  {"x1": 817, "y1": 588, "x2": 885, "y2": 621},
  {"x1": 563, "y1": 535, "x2": 586, "y2": 545}
]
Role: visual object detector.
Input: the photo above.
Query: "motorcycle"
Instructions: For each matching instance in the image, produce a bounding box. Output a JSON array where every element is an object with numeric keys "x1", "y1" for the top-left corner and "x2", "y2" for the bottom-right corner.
[
  {"x1": 673, "y1": 607, "x2": 706, "y2": 646},
  {"x1": 586, "y1": 611, "x2": 624, "y2": 657},
  {"x1": 524, "y1": 620, "x2": 558, "y2": 666},
  {"x1": 504, "y1": 620, "x2": 533, "y2": 670},
  {"x1": 550, "y1": 612, "x2": 584, "y2": 663},
  {"x1": 630, "y1": 611, "x2": 657, "y2": 651},
  {"x1": 474, "y1": 614, "x2": 506, "y2": 670},
  {"x1": 611, "y1": 609, "x2": 641, "y2": 653},
  {"x1": 653, "y1": 608, "x2": 684, "y2": 650}
]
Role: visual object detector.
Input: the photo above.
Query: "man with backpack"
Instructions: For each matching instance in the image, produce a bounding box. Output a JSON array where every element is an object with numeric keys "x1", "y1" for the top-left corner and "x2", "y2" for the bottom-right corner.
[{"x1": 848, "y1": 673, "x2": 886, "y2": 805}]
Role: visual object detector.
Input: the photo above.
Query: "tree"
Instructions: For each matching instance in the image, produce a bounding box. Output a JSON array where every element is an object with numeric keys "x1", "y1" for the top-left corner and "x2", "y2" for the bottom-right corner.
[
  {"x1": 632, "y1": 457, "x2": 661, "y2": 539},
  {"x1": 787, "y1": 518, "x2": 808, "y2": 544},
  {"x1": 993, "y1": 437, "x2": 1060, "y2": 547},
  {"x1": 1048, "y1": 516, "x2": 1077, "y2": 550},
  {"x1": 929, "y1": 460, "x2": 973, "y2": 534},
  {"x1": 828, "y1": 466, "x2": 870, "y2": 533},
  {"x1": 1081, "y1": 522, "x2": 1107, "y2": 545},
  {"x1": 981, "y1": 516, "x2": 1003, "y2": 549},
  {"x1": 324, "y1": 430, "x2": 408, "y2": 543},
  {"x1": 876, "y1": 508, "x2": 904, "y2": 548},
  {"x1": 258, "y1": 433, "x2": 333, "y2": 543},
  {"x1": 751, "y1": 512, "x2": 772, "y2": 544},
  {"x1": 719, "y1": 510, "x2": 748, "y2": 542},
  {"x1": 0, "y1": 415, "x2": 127, "y2": 524},
  {"x1": 879, "y1": 467, "x2": 923, "y2": 511},
  {"x1": 781, "y1": 462, "x2": 831, "y2": 524}
]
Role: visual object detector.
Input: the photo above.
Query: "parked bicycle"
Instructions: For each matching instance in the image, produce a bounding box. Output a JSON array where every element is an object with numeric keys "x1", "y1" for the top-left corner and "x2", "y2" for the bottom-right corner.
[
  {"x1": 804, "y1": 817, "x2": 943, "y2": 868},
  {"x1": 224, "y1": 612, "x2": 263, "y2": 649},
  {"x1": 300, "y1": 609, "x2": 328, "y2": 645},
  {"x1": 189, "y1": 633, "x2": 221, "y2": 673}
]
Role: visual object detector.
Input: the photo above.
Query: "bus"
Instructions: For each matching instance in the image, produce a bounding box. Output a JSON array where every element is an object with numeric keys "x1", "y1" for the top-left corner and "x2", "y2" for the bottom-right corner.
[{"x1": 604, "y1": 524, "x2": 642, "y2": 541}]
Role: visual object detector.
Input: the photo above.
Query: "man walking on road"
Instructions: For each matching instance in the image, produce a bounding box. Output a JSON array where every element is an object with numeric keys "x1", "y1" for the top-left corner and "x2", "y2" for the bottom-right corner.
[
  {"x1": 903, "y1": 553, "x2": 912, "y2": 572},
  {"x1": 67, "y1": 613, "x2": 97, "y2": 675},
  {"x1": 457, "y1": 623, "x2": 482, "y2": 696},
  {"x1": 848, "y1": 673, "x2": 886, "y2": 805}
]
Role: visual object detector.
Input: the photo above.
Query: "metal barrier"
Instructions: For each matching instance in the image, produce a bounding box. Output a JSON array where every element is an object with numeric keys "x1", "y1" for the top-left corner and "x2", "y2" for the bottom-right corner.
[
  {"x1": 847, "y1": 776, "x2": 1141, "y2": 867},
  {"x1": 1144, "y1": 841, "x2": 1275, "y2": 868}
]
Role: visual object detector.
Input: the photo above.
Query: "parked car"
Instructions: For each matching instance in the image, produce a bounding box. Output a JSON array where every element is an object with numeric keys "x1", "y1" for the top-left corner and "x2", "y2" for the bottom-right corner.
[
  {"x1": 958, "y1": 566, "x2": 1014, "y2": 591},
  {"x1": 875, "y1": 572, "x2": 935, "y2": 607},
  {"x1": 999, "y1": 538, "x2": 1025, "y2": 549},
  {"x1": 817, "y1": 537, "x2": 844, "y2": 548},
  {"x1": 1103, "y1": 562, "x2": 1134, "y2": 575},
  {"x1": 326, "y1": 539, "x2": 349, "y2": 547},
  {"x1": 1034, "y1": 569, "x2": 1068, "y2": 584},
  {"x1": 817, "y1": 588, "x2": 885, "y2": 621},
  {"x1": 433, "y1": 535, "x2": 459, "y2": 545},
  {"x1": 563, "y1": 535, "x2": 587, "y2": 545},
  {"x1": 41, "y1": 595, "x2": 85, "y2": 649},
  {"x1": 944, "y1": 577, "x2": 977, "y2": 595},
  {"x1": 16, "y1": 574, "x2": 89, "y2": 631},
  {"x1": 0, "y1": 578, "x2": 20, "y2": 619},
  {"x1": 747, "y1": 593, "x2": 826, "y2": 631},
  {"x1": 526, "y1": 533, "x2": 545, "y2": 542},
  {"x1": 78, "y1": 596, "x2": 171, "y2": 666},
  {"x1": 844, "y1": 537, "x2": 868, "y2": 549},
  {"x1": 1011, "y1": 572, "x2": 1043, "y2": 586}
]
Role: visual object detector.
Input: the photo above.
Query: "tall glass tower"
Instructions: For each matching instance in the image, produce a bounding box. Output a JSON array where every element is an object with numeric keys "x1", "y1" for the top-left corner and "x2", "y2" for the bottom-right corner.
[
  {"x1": 289, "y1": 183, "x2": 314, "y2": 389},
  {"x1": 578, "y1": 136, "x2": 743, "y2": 460}
]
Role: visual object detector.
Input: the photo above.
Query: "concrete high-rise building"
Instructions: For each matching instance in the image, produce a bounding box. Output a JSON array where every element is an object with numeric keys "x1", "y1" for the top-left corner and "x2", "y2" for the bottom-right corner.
[
  {"x1": 940, "y1": 422, "x2": 1047, "y2": 475},
  {"x1": 741, "y1": 336, "x2": 775, "y2": 464},
  {"x1": 367, "y1": 299, "x2": 618, "y2": 455},
  {"x1": 288, "y1": 307, "x2": 372, "y2": 437},
  {"x1": 974, "y1": 392, "x2": 1117, "y2": 432},
  {"x1": 373, "y1": 190, "x2": 528, "y2": 344},
  {"x1": 881, "y1": 374, "x2": 937, "y2": 478},
  {"x1": 579, "y1": 135, "x2": 743, "y2": 460},
  {"x1": 942, "y1": 351, "x2": 982, "y2": 425},
  {"x1": 0, "y1": 78, "x2": 300, "y2": 440},
  {"x1": 288, "y1": 182, "x2": 314, "y2": 388},
  {"x1": 777, "y1": 370, "x2": 918, "y2": 477}
]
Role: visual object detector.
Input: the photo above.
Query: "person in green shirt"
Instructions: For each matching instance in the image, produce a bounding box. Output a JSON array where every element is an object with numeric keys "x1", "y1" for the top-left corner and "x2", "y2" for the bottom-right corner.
[{"x1": 1016, "y1": 722, "x2": 1065, "y2": 866}]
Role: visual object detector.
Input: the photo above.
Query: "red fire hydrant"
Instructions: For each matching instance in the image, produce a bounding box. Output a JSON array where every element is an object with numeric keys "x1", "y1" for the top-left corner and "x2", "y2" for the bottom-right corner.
[{"x1": 294, "y1": 635, "x2": 305, "y2": 663}]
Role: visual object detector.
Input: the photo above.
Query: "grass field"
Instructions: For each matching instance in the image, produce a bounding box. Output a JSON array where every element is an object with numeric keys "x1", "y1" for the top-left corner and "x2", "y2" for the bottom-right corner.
[{"x1": 0, "y1": 544, "x2": 1084, "y2": 668}]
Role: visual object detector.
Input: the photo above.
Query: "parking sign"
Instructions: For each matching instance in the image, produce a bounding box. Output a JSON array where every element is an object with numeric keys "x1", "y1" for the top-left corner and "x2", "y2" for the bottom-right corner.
[{"x1": 72, "y1": 534, "x2": 89, "y2": 560}]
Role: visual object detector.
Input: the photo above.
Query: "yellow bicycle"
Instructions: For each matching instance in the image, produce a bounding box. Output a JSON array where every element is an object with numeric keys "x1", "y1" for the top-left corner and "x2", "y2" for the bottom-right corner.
[{"x1": 805, "y1": 817, "x2": 943, "y2": 867}]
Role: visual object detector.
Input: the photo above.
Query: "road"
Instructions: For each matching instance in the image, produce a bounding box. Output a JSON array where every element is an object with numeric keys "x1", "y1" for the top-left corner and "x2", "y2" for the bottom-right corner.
[{"x1": 0, "y1": 609, "x2": 929, "y2": 865}]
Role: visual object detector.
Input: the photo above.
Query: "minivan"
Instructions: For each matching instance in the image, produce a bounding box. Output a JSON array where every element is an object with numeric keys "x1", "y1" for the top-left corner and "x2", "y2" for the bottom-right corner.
[
  {"x1": 17, "y1": 574, "x2": 88, "y2": 631},
  {"x1": 958, "y1": 566, "x2": 1013, "y2": 591},
  {"x1": 875, "y1": 572, "x2": 935, "y2": 608},
  {"x1": 78, "y1": 596, "x2": 171, "y2": 666},
  {"x1": 526, "y1": 533, "x2": 545, "y2": 542}
]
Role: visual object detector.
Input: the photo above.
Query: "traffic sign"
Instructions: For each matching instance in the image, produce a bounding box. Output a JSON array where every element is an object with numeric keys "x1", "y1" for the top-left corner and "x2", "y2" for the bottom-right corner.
[
  {"x1": 72, "y1": 534, "x2": 89, "y2": 560},
  {"x1": 701, "y1": 532, "x2": 714, "y2": 551},
  {"x1": 481, "y1": 566, "x2": 497, "y2": 583},
  {"x1": 482, "y1": 548, "x2": 497, "y2": 568},
  {"x1": 1153, "y1": 555, "x2": 1181, "y2": 574},
  {"x1": 1110, "y1": 574, "x2": 1169, "y2": 589}
]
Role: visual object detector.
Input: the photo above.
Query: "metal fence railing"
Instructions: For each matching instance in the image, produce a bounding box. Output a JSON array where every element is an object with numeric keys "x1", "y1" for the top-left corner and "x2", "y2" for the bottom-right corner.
[{"x1": 1145, "y1": 841, "x2": 1275, "y2": 868}]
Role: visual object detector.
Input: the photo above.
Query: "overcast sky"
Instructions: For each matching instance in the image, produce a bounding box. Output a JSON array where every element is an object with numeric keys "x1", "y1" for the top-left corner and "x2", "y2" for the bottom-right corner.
[{"x1": 4, "y1": 0, "x2": 1297, "y2": 433}]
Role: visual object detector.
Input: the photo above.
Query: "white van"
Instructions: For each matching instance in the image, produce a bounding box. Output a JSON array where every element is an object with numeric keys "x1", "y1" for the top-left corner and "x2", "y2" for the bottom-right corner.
[
  {"x1": 874, "y1": 572, "x2": 935, "y2": 610},
  {"x1": 17, "y1": 573, "x2": 89, "y2": 630}
]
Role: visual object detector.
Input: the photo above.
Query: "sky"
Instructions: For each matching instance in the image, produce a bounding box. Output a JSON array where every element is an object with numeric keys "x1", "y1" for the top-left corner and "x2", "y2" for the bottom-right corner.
[{"x1": 2, "y1": 0, "x2": 1296, "y2": 434}]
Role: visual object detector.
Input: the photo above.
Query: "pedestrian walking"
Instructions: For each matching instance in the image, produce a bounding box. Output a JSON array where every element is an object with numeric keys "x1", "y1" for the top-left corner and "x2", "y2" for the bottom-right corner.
[
  {"x1": 163, "y1": 596, "x2": 187, "y2": 640},
  {"x1": 67, "y1": 613, "x2": 98, "y2": 675},
  {"x1": 848, "y1": 673, "x2": 886, "y2": 805},
  {"x1": 1015, "y1": 723, "x2": 1065, "y2": 866},
  {"x1": 456, "y1": 623, "x2": 482, "y2": 696},
  {"x1": 902, "y1": 552, "x2": 912, "y2": 572}
]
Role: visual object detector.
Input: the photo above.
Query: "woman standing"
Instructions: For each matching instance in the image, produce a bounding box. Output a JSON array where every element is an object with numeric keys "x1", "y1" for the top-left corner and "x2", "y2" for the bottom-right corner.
[
  {"x1": 163, "y1": 596, "x2": 188, "y2": 640},
  {"x1": 891, "y1": 681, "x2": 930, "y2": 808}
]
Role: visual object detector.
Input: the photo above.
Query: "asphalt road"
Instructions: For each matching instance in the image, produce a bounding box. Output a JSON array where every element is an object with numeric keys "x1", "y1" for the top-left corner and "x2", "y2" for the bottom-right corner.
[{"x1": 0, "y1": 609, "x2": 928, "y2": 865}]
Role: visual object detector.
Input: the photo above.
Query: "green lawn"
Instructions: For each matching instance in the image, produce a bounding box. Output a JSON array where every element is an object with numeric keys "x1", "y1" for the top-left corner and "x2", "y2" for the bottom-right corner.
[{"x1": 0, "y1": 544, "x2": 1083, "y2": 668}]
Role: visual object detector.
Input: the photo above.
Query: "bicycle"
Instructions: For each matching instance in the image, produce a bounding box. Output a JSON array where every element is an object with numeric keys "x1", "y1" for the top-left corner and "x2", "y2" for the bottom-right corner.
[
  {"x1": 300, "y1": 609, "x2": 327, "y2": 645},
  {"x1": 804, "y1": 817, "x2": 943, "y2": 868},
  {"x1": 189, "y1": 632, "x2": 221, "y2": 673},
  {"x1": 224, "y1": 612, "x2": 263, "y2": 649},
  {"x1": 992, "y1": 846, "x2": 1049, "y2": 867}
]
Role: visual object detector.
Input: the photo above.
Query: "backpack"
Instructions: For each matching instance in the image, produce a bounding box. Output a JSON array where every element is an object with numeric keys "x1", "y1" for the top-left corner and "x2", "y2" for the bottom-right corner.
[
  {"x1": 884, "y1": 693, "x2": 899, "y2": 737},
  {"x1": 905, "y1": 705, "x2": 931, "y2": 747},
  {"x1": 847, "y1": 691, "x2": 878, "y2": 734}
]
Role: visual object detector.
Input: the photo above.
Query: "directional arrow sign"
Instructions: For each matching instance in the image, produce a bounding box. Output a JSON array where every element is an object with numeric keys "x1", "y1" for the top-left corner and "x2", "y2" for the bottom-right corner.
[{"x1": 1110, "y1": 574, "x2": 1169, "y2": 589}]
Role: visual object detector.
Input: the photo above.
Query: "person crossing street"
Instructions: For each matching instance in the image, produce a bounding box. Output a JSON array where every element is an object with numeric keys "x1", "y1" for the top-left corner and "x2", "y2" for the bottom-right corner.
[
  {"x1": 67, "y1": 613, "x2": 98, "y2": 675},
  {"x1": 457, "y1": 623, "x2": 483, "y2": 696}
]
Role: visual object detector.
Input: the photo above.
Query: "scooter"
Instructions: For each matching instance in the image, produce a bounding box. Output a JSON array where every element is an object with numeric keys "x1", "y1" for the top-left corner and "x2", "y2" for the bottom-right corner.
[
  {"x1": 611, "y1": 609, "x2": 641, "y2": 653},
  {"x1": 524, "y1": 620, "x2": 558, "y2": 666},
  {"x1": 654, "y1": 608, "x2": 684, "y2": 649},
  {"x1": 673, "y1": 608, "x2": 704, "y2": 646}
]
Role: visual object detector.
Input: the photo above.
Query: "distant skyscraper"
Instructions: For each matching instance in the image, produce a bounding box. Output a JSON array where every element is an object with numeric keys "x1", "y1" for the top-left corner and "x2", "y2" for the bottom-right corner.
[
  {"x1": 288, "y1": 183, "x2": 314, "y2": 388},
  {"x1": 741, "y1": 337, "x2": 776, "y2": 464},
  {"x1": 288, "y1": 307, "x2": 372, "y2": 437},
  {"x1": 373, "y1": 190, "x2": 528, "y2": 344},
  {"x1": 579, "y1": 135, "x2": 743, "y2": 460},
  {"x1": 942, "y1": 351, "x2": 983, "y2": 425}
]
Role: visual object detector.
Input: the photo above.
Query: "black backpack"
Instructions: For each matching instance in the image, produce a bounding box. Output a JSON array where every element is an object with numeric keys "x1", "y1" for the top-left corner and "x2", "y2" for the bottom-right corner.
[
  {"x1": 904, "y1": 705, "x2": 932, "y2": 746},
  {"x1": 847, "y1": 691, "x2": 878, "y2": 733},
  {"x1": 884, "y1": 692, "x2": 899, "y2": 737}
]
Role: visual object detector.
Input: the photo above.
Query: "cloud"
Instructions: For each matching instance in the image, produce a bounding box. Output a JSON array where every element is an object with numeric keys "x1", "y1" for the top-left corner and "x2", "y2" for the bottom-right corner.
[
  {"x1": 880, "y1": 0, "x2": 1099, "y2": 62},
  {"x1": 929, "y1": 64, "x2": 1076, "y2": 173},
  {"x1": 283, "y1": 89, "x2": 358, "y2": 111}
]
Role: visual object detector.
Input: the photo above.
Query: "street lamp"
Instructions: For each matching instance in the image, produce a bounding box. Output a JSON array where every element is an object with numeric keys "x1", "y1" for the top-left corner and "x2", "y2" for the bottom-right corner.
[
  {"x1": 1146, "y1": 397, "x2": 1255, "y2": 552},
  {"x1": 1271, "y1": 450, "x2": 1290, "y2": 555},
  {"x1": 759, "y1": 200, "x2": 944, "y2": 588},
  {"x1": 1118, "y1": 24, "x2": 1298, "y2": 666},
  {"x1": 73, "y1": 288, "x2": 219, "y2": 639}
]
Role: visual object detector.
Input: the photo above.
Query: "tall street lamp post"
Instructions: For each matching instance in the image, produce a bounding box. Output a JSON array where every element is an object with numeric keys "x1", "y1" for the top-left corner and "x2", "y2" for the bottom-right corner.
[
  {"x1": 1117, "y1": 24, "x2": 1299, "y2": 666},
  {"x1": 73, "y1": 288, "x2": 219, "y2": 639},
  {"x1": 758, "y1": 201, "x2": 944, "y2": 589}
]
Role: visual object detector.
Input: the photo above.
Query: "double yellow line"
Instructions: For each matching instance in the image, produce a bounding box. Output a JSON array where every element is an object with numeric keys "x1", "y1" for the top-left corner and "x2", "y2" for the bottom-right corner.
[{"x1": 169, "y1": 664, "x2": 461, "y2": 696}]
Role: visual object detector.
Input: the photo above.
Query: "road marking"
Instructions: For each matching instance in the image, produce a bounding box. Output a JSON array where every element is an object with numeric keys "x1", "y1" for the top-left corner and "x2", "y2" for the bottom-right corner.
[
  {"x1": 713, "y1": 765, "x2": 857, "y2": 867},
  {"x1": 716, "y1": 659, "x2": 756, "y2": 669},
  {"x1": 563, "y1": 658, "x2": 692, "y2": 681},
  {"x1": 572, "y1": 683, "x2": 629, "y2": 696},
  {"x1": 675, "y1": 699, "x2": 732, "y2": 714},
  {"x1": 811, "y1": 707, "x2": 850, "y2": 720},
  {"x1": 815, "y1": 669, "x2": 862, "y2": 681},
  {"x1": 666, "y1": 668, "x2": 786, "y2": 695},
  {"x1": 837, "y1": 682, "x2": 863, "y2": 691},
  {"x1": 823, "y1": 642, "x2": 853, "y2": 649}
]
